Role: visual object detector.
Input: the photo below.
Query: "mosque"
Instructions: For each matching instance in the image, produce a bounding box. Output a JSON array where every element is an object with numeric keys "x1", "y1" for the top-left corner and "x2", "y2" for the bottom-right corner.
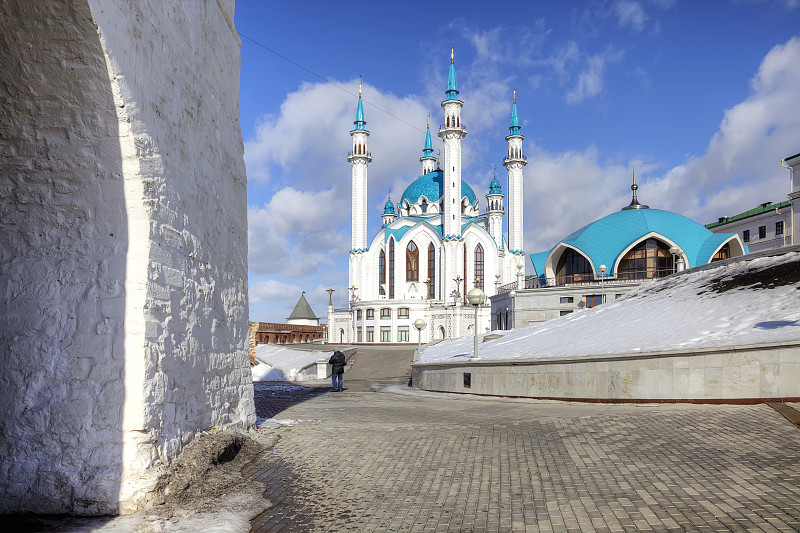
[{"x1": 327, "y1": 49, "x2": 525, "y2": 344}]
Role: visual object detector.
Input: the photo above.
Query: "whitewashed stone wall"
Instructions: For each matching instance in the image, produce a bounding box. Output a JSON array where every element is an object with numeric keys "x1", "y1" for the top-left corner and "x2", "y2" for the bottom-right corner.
[{"x1": 0, "y1": 0, "x2": 254, "y2": 515}]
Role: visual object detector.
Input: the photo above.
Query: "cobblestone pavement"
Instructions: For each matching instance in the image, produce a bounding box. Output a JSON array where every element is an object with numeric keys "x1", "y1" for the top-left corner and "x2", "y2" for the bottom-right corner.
[{"x1": 248, "y1": 383, "x2": 800, "y2": 532}]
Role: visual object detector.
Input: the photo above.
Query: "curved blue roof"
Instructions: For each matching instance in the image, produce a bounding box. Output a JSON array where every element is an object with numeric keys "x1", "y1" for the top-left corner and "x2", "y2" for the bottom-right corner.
[
  {"x1": 399, "y1": 170, "x2": 477, "y2": 206},
  {"x1": 383, "y1": 197, "x2": 395, "y2": 214},
  {"x1": 531, "y1": 208, "x2": 742, "y2": 281},
  {"x1": 488, "y1": 177, "x2": 502, "y2": 194}
]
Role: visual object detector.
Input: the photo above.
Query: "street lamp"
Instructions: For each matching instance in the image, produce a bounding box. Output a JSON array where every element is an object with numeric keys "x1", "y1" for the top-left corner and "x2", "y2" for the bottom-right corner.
[
  {"x1": 326, "y1": 286, "x2": 335, "y2": 306},
  {"x1": 413, "y1": 318, "x2": 426, "y2": 362},
  {"x1": 508, "y1": 290, "x2": 516, "y2": 330},
  {"x1": 423, "y1": 277, "x2": 433, "y2": 300},
  {"x1": 348, "y1": 285, "x2": 358, "y2": 343},
  {"x1": 669, "y1": 246, "x2": 680, "y2": 274},
  {"x1": 598, "y1": 264, "x2": 607, "y2": 304},
  {"x1": 467, "y1": 287, "x2": 485, "y2": 360}
]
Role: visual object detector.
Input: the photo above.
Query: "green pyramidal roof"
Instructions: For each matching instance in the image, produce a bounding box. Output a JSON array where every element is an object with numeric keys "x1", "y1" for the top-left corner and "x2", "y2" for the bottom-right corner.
[{"x1": 287, "y1": 292, "x2": 318, "y2": 321}]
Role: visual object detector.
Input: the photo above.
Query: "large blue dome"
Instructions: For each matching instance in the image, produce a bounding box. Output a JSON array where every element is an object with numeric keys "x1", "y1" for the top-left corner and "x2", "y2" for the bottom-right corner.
[
  {"x1": 531, "y1": 208, "x2": 745, "y2": 283},
  {"x1": 399, "y1": 170, "x2": 477, "y2": 206}
]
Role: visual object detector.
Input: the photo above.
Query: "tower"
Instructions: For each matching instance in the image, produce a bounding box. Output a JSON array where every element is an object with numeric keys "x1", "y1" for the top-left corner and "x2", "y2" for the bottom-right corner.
[
  {"x1": 348, "y1": 80, "x2": 371, "y2": 252},
  {"x1": 420, "y1": 115, "x2": 436, "y2": 175},
  {"x1": 382, "y1": 194, "x2": 396, "y2": 226},
  {"x1": 438, "y1": 47, "x2": 468, "y2": 302},
  {"x1": 503, "y1": 89, "x2": 527, "y2": 286},
  {"x1": 486, "y1": 169, "x2": 504, "y2": 246}
]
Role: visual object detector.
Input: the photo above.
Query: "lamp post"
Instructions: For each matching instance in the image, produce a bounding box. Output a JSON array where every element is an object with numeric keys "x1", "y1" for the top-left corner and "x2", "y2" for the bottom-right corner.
[
  {"x1": 442, "y1": 303, "x2": 451, "y2": 339},
  {"x1": 669, "y1": 246, "x2": 680, "y2": 274},
  {"x1": 326, "y1": 286, "x2": 335, "y2": 306},
  {"x1": 413, "y1": 318, "x2": 426, "y2": 362},
  {"x1": 467, "y1": 287, "x2": 485, "y2": 360},
  {"x1": 453, "y1": 275, "x2": 463, "y2": 305},
  {"x1": 508, "y1": 290, "x2": 516, "y2": 330},
  {"x1": 423, "y1": 277, "x2": 432, "y2": 301},
  {"x1": 348, "y1": 285, "x2": 357, "y2": 343},
  {"x1": 599, "y1": 264, "x2": 607, "y2": 304}
]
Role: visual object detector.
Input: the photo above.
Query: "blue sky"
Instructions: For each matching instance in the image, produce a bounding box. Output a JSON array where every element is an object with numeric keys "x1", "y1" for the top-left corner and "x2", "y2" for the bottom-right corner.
[{"x1": 236, "y1": 0, "x2": 800, "y2": 323}]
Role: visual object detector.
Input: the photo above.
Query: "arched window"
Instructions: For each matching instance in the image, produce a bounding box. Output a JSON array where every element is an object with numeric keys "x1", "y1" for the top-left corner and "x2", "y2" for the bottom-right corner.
[
  {"x1": 618, "y1": 238, "x2": 674, "y2": 280},
  {"x1": 711, "y1": 243, "x2": 730, "y2": 262},
  {"x1": 428, "y1": 243, "x2": 436, "y2": 299},
  {"x1": 421, "y1": 199, "x2": 427, "y2": 213},
  {"x1": 379, "y1": 249, "x2": 386, "y2": 295},
  {"x1": 475, "y1": 244, "x2": 484, "y2": 290},
  {"x1": 406, "y1": 241, "x2": 419, "y2": 281},
  {"x1": 389, "y1": 238, "x2": 395, "y2": 299},
  {"x1": 555, "y1": 248, "x2": 594, "y2": 285}
]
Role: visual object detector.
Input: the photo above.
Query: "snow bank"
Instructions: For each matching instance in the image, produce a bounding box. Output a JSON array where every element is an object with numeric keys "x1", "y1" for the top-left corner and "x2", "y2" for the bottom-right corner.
[
  {"x1": 251, "y1": 345, "x2": 333, "y2": 381},
  {"x1": 422, "y1": 252, "x2": 800, "y2": 363}
]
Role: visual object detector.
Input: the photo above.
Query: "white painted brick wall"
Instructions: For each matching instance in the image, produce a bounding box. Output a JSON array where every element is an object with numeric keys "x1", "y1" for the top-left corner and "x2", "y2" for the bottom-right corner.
[{"x1": 0, "y1": 0, "x2": 254, "y2": 515}]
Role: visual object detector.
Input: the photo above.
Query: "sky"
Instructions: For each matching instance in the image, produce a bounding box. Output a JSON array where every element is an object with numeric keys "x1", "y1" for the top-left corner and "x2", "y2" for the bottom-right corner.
[{"x1": 235, "y1": 0, "x2": 800, "y2": 323}]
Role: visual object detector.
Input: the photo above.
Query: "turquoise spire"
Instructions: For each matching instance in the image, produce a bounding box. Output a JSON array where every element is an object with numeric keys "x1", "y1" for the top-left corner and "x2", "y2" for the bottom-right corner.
[
  {"x1": 422, "y1": 115, "x2": 433, "y2": 157},
  {"x1": 445, "y1": 45, "x2": 459, "y2": 101},
  {"x1": 508, "y1": 88, "x2": 521, "y2": 136},
  {"x1": 489, "y1": 170, "x2": 502, "y2": 194},
  {"x1": 383, "y1": 194, "x2": 395, "y2": 214},
  {"x1": 353, "y1": 80, "x2": 367, "y2": 131}
]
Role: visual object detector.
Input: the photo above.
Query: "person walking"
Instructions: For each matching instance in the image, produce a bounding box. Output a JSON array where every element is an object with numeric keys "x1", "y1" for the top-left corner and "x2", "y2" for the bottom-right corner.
[{"x1": 329, "y1": 350, "x2": 346, "y2": 391}]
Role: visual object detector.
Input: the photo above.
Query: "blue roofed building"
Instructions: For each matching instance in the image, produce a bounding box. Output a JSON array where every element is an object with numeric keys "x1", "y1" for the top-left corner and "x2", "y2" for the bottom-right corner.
[
  {"x1": 328, "y1": 49, "x2": 527, "y2": 344},
  {"x1": 491, "y1": 177, "x2": 747, "y2": 329}
]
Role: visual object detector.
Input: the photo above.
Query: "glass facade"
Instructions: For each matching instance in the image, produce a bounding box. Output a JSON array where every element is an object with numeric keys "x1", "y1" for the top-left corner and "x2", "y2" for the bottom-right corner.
[
  {"x1": 617, "y1": 239, "x2": 674, "y2": 280},
  {"x1": 555, "y1": 249, "x2": 594, "y2": 285}
]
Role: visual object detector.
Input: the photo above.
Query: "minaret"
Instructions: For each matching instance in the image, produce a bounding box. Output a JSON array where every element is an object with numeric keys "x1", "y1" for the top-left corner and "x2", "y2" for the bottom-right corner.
[
  {"x1": 420, "y1": 114, "x2": 436, "y2": 175},
  {"x1": 486, "y1": 169, "x2": 504, "y2": 246},
  {"x1": 348, "y1": 80, "x2": 372, "y2": 251},
  {"x1": 503, "y1": 89, "x2": 527, "y2": 255},
  {"x1": 438, "y1": 46, "x2": 467, "y2": 304},
  {"x1": 439, "y1": 46, "x2": 467, "y2": 239},
  {"x1": 382, "y1": 194, "x2": 396, "y2": 226}
]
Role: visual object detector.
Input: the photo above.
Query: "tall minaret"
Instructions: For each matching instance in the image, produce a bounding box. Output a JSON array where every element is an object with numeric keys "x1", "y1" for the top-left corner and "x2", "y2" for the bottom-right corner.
[
  {"x1": 348, "y1": 80, "x2": 372, "y2": 252},
  {"x1": 439, "y1": 46, "x2": 467, "y2": 238},
  {"x1": 420, "y1": 114, "x2": 436, "y2": 175},
  {"x1": 503, "y1": 89, "x2": 526, "y2": 256},
  {"x1": 486, "y1": 169, "x2": 504, "y2": 247},
  {"x1": 438, "y1": 46, "x2": 467, "y2": 303}
]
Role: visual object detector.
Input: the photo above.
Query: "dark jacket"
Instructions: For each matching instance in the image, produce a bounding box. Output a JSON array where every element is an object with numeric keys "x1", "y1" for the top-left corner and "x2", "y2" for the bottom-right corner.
[{"x1": 329, "y1": 351, "x2": 346, "y2": 374}]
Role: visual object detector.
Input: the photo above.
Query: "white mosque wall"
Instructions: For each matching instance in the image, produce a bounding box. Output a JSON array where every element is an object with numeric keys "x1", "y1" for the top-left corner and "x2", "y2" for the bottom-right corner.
[{"x1": 0, "y1": 0, "x2": 254, "y2": 515}]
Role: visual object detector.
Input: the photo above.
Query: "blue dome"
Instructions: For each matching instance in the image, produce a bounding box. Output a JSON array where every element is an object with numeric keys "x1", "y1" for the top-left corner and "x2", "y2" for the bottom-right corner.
[
  {"x1": 383, "y1": 198, "x2": 395, "y2": 214},
  {"x1": 530, "y1": 208, "x2": 744, "y2": 282},
  {"x1": 488, "y1": 177, "x2": 502, "y2": 194},
  {"x1": 399, "y1": 170, "x2": 477, "y2": 207}
]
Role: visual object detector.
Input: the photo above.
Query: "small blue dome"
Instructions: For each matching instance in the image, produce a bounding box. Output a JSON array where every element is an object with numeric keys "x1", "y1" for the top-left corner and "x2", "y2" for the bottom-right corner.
[
  {"x1": 383, "y1": 198, "x2": 395, "y2": 214},
  {"x1": 399, "y1": 170, "x2": 477, "y2": 207},
  {"x1": 488, "y1": 177, "x2": 502, "y2": 195}
]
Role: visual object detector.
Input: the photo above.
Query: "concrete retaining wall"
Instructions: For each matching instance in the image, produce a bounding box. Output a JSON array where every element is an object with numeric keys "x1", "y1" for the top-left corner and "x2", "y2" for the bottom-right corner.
[{"x1": 412, "y1": 341, "x2": 800, "y2": 402}]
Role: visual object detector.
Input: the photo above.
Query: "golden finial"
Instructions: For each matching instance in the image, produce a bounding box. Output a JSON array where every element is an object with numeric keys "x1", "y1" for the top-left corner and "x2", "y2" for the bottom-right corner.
[{"x1": 451, "y1": 44, "x2": 454, "y2": 64}]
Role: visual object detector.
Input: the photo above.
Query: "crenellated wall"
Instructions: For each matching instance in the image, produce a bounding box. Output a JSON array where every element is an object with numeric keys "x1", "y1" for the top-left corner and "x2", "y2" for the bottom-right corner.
[{"x1": 0, "y1": 0, "x2": 254, "y2": 515}]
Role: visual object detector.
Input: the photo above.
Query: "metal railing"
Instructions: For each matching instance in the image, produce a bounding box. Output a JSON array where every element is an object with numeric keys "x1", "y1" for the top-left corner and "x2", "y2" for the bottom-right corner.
[{"x1": 439, "y1": 122, "x2": 467, "y2": 131}]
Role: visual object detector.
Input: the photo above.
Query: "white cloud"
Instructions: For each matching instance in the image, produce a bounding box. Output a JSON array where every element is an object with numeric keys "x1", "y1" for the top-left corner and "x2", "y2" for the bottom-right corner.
[
  {"x1": 615, "y1": 1, "x2": 648, "y2": 31},
  {"x1": 566, "y1": 49, "x2": 624, "y2": 104},
  {"x1": 249, "y1": 279, "x2": 303, "y2": 305}
]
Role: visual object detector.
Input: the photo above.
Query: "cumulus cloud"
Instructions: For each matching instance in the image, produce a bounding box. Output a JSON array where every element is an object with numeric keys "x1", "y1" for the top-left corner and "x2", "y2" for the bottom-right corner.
[{"x1": 615, "y1": 1, "x2": 648, "y2": 31}]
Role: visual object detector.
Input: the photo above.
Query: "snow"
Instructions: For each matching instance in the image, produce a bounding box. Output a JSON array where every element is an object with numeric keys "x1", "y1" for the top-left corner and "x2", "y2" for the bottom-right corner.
[
  {"x1": 250, "y1": 344, "x2": 333, "y2": 381},
  {"x1": 421, "y1": 252, "x2": 800, "y2": 364}
]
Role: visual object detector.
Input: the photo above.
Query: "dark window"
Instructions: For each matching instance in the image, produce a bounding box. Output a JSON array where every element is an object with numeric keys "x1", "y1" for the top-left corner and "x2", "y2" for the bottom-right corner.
[
  {"x1": 463, "y1": 372, "x2": 471, "y2": 388},
  {"x1": 398, "y1": 327, "x2": 409, "y2": 342},
  {"x1": 617, "y1": 238, "x2": 675, "y2": 280},
  {"x1": 380, "y1": 308, "x2": 391, "y2": 319},
  {"x1": 743, "y1": 230, "x2": 750, "y2": 243},
  {"x1": 379, "y1": 249, "x2": 386, "y2": 295},
  {"x1": 366, "y1": 308, "x2": 374, "y2": 320},
  {"x1": 428, "y1": 243, "x2": 436, "y2": 299},
  {"x1": 389, "y1": 238, "x2": 395, "y2": 298},
  {"x1": 776, "y1": 221, "x2": 784, "y2": 235},
  {"x1": 356, "y1": 327, "x2": 362, "y2": 343},
  {"x1": 380, "y1": 326, "x2": 391, "y2": 342},
  {"x1": 555, "y1": 249, "x2": 594, "y2": 284},
  {"x1": 421, "y1": 199, "x2": 427, "y2": 213},
  {"x1": 398, "y1": 308, "x2": 409, "y2": 319},
  {"x1": 559, "y1": 297, "x2": 573, "y2": 304},
  {"x1": 711, "y1": 243, "x2": 730, "y2": 262},
  {"x1": 475, "y1": 244, "x2": 484, "y2": 290},
  {"x1": 356, "y1": 309, "x2": 362, "y2": 320},
  {"x1": 585, "y1": 295, "x2": 603, "y2": 308},
  {"x1": 406, "y1": 241, "x2": 419, "y2": 281},
  {"x1": 366, "y1": 326, "x2": 374, "y2": 342},
  {"x1": 560, "y1": 310, "x2": 573, "y2": 316},
  {"x1": 759, "y1": 225, "x2": 766, "y2": 239}
]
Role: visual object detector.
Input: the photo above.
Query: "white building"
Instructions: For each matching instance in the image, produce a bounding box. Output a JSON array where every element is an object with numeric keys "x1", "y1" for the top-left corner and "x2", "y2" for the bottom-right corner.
[{"x1": 328, "y1": 50, "x2": 526, "y2": 344}]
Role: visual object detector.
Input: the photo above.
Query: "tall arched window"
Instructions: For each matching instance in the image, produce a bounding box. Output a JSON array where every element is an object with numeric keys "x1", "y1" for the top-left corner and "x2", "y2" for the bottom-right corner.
[
  {"x1": 555, "y1": 248, "x2": 593, "y2": 285},
  {"x1": 379, "y1": 249, "x2": 386, "y2": 295},
  {"x1": 421, "y1": 199, "x2": 427, "y2": 213},
  {"x1": 406, "y1": 241, "x2": 419, "y2": 281},
  {"x1": 618, "y1": 238, "x2": 674, "y2": 280},
  {"x1": 428, "y1": 243, "x2": 436, "y2": 299},
  {"x1": 475, "y1": 244, "x2": 484, "y2": 290},
  {"x1": 389, "y1": 238, "x2": 395, "y2": 299}
]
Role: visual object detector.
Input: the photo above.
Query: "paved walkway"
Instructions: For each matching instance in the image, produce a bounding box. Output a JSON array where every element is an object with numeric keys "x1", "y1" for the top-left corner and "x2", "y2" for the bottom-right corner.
[{"x1": 249, "y1": 382, "x2": 800, "y2": 532}]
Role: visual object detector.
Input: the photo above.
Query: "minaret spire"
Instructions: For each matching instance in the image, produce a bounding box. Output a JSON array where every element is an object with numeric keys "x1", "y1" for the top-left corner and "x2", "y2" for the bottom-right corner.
[
  {"x1": 348, "y1": 82, "x2": 372, "y2": 255},
  {"x1": 420, "y1": 113, "x2": 436, "y2": 174},
  {"x1": 622, "y1": 166, "x2": 649, "y2": 210},
  {"x1": 503, "y1": 89, "x2": 527, "y2": 270}
]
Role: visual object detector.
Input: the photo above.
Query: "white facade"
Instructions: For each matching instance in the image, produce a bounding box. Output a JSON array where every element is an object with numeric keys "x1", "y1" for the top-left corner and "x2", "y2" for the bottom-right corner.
[{"x1": 330, "y1": 51, "x2": 525, "y2": 343}]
